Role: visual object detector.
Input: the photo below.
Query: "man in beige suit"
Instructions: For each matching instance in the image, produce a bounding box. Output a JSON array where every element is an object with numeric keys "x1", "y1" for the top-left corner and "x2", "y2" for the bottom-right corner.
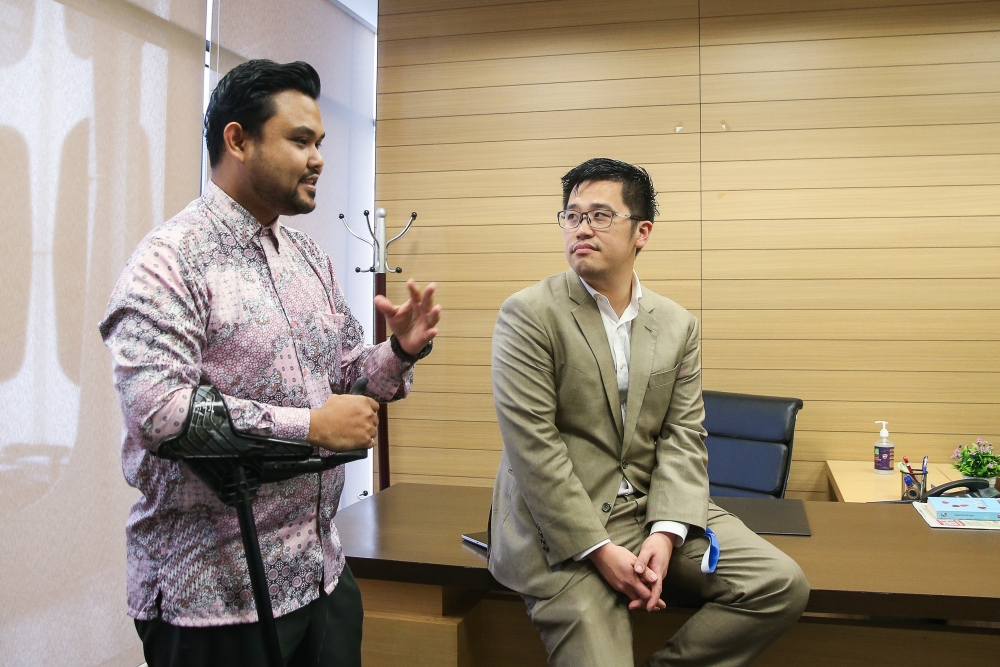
[{"x1": 488, "y1": 158, "x2": 809, "y2": 666}]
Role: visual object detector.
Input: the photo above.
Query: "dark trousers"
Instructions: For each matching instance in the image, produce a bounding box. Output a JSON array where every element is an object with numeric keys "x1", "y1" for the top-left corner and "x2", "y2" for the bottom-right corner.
[{"x1": 135, "y1": 565, "x2": 363, "y2": 667}]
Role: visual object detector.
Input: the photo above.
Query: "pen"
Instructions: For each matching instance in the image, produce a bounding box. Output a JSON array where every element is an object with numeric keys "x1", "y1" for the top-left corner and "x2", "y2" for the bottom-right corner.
[
  {"x1": 921, "y1": 456, "x2": 928, "y2": 475},
  {"x1": 902, "y1": 456, "x2": 916, "y2": 476}
]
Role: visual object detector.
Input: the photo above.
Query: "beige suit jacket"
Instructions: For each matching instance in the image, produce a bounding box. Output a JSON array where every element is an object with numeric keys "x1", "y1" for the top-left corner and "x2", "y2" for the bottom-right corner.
[{"x1": 488, "y1": 269, "x2": 709, "y2": 598}]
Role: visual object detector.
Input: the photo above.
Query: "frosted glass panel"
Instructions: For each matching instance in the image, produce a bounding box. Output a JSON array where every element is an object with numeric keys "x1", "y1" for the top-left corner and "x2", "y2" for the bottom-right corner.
[{"x1": 0, "y1": 0, "x2": 205, "y2": 664}]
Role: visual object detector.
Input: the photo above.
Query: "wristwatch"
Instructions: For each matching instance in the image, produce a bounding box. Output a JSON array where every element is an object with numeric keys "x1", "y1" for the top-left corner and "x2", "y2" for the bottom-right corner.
[{"x1": 390, "y1": 334, "x2": 433, "y2": 363}]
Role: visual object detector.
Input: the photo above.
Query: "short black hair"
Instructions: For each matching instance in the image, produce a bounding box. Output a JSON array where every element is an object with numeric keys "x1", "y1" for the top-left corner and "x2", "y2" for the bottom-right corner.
[
  {"x1": 204, "y1": 59, "x2": 321, "y2": 167},
  {"x1": 561, "y1": 158, "x2": 658, "y2": 224}
]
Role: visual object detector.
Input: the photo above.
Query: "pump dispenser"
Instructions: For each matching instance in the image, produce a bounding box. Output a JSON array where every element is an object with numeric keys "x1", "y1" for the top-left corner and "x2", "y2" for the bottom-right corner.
[{"x1": 874, "y1": 421, "x2": 894, "y2": 474}]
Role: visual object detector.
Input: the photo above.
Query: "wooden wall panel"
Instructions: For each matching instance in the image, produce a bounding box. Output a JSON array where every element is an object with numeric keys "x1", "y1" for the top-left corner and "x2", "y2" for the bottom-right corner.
[
  {"x1": 378, "y1": 75, "x2": 700, "y2": 120},
  {"x1": 701, "y1": 31, "x2": 1000, "y2": 72},
  {"x1": 702, "y1": 62, "x2": 1000, "y2": 103},
  {"x1": 700, "y1": 2, "x2": 1000, "y2": 44},
  {"x1": 703, "y1": 155, "x2": 1000, "y2": 190},
  {"x1": 379, "y1": 0, "x2": 697, "y2": 39},
  {"x1": 702, "y1": 93, "x2": 1000, "y2": 132},
  {"x1": 702, "y1": 279, "x2": 1000, "y2": 309},
  {"x1": 702, "y1": 185, "x2": 1000, "y2": 219},
  {"x1": 377, "y1": 106, "x2": 701, "y2": 147},
  {"x1": 378, "y1": 20, "x2": 700, "y2": 67},
  {"x1": 377, "y1": 163, "x2": 700, "y2": 200},
  {"x1": 377, "y1": 0, "x2": 1000, "y2": 497},
  {"x1": 377, "y1": 134, "x2": 701, "y2": 173},
  {"x1": 698, "y1": 0, "x2": 981, "y2": 17},
  {"x1": 702, "y1": 248, "x2": 1000, "y2": 279},
  {"x1": 702, "y1": 309, "x2": 1000, "y2": 340},
  {"x1": 378, "y1": 48, "x2": 699, "y2": 94},
  {"x1": 703, "y1": 218, "x2": 1000, "y2": 249}
]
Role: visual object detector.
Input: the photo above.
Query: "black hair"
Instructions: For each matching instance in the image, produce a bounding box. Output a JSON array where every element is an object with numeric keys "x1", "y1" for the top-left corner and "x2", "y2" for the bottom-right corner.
[
  {"x1": 204, "y1": 59, "x2": 321, "y2": 167},
  {"x1": 560, "y1": 158, "x2": 659, "y2": 225}
]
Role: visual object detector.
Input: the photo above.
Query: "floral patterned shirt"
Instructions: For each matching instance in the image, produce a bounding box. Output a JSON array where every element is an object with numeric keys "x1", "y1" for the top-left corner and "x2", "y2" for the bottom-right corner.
[{"x1": 99, "y1": 180, "x2": 412, "y2": 626}]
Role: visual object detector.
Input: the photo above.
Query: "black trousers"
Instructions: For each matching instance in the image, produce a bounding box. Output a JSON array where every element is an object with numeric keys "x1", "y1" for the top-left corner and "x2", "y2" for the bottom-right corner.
[{"x1": 135, "y1": 565, "x2": 363, "y2": 667}]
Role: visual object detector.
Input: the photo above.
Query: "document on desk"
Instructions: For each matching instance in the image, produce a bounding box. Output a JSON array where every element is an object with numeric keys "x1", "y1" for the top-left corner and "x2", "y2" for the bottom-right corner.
[
  {"x1": 713, "y1": 497, "x2": 811, "y2": 536},
  {"x1": 913, "y1": 501, "x2": 1000, "y2": 531}
]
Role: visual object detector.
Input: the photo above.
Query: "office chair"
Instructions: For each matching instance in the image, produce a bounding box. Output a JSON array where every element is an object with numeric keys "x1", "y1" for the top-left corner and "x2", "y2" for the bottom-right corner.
[{"x1": 702, "y1": 390, "x2": 804, "y2": 499}]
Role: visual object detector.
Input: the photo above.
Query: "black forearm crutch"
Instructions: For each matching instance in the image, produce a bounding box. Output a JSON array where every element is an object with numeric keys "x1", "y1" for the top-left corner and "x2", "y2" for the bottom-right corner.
[{"x1": 154, "y1": 379, "x2": 370, "y2": 667}]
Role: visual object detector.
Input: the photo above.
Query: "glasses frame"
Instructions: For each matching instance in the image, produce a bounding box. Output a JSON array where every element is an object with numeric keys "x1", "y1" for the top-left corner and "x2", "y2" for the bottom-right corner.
[{"x1": 557, "y1": 208, "x2": 635, "y2": 230}]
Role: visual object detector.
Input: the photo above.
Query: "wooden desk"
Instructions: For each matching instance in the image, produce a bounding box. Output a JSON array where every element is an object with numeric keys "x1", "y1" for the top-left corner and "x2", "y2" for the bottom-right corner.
[
  {"x1": 338, "y1": 483, "x2": 1000, "y2": 666},
  {"x1": 826, "y1": 459, "x2": 963, "y2": 503}
]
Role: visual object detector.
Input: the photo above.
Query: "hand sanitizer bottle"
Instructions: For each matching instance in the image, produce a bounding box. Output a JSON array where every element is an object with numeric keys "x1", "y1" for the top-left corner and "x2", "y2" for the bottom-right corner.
[{"x1": 874, "y1": 421, "x2": 894, "y2": 474}]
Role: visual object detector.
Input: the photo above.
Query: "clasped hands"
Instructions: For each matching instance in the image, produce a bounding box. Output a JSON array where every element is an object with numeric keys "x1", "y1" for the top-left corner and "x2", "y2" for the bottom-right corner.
[
  {"x1": 307, "y1": 280, "x2": 440, "y2": 452},
  {"x1": 588, "y1": 532, "x2": 674, "y2": 612}
]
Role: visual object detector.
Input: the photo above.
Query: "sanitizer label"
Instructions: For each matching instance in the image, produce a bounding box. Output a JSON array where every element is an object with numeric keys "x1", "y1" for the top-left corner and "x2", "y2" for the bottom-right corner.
[{"x1": 874, "y1": 445, "x2": 894, "y2": 471}]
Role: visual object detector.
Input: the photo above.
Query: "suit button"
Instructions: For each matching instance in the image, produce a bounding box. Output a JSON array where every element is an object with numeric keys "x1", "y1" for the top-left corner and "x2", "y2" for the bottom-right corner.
[
  {"x1": 602, "y1": 503, "x2": 612, "y2": 512},
  {"x1": 621, "y1": 460, "x2": 629, "y2": 469}
]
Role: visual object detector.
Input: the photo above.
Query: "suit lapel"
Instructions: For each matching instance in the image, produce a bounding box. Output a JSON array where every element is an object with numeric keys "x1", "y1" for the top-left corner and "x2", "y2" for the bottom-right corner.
[
  {"x1": 622, "y1": 302, "x2": 657, "y2": 457},
  {"x1": 566, "y1": 270, "x2": 624, "y2": 440}
]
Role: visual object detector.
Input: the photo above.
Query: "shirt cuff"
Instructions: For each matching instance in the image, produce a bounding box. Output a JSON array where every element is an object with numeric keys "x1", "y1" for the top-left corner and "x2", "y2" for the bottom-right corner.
[
  {"x1": 650, "y1": 521, "x2": 689, "y2": 547},
  {"x1": 271, "y1": 405, "x2": 311, "y2": 440},
  {"x1": 573, "y1": 539, "x2": 611, "y2": 561}
]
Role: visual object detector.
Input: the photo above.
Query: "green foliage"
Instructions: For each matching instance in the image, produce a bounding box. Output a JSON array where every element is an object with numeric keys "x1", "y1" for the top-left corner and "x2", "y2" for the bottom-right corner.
[{"x1": 952, "y1": 439, "x2": 1000, "y2": 478}]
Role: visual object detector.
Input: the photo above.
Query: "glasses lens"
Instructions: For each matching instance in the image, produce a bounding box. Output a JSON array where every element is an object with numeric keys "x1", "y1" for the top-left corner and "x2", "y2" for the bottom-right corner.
[
  {"x1": 559, "y1": 211, "x2": 581, "y2": 228},
  {"x1": 590, "y1": 211, "x2": 614, "y2": 228}
]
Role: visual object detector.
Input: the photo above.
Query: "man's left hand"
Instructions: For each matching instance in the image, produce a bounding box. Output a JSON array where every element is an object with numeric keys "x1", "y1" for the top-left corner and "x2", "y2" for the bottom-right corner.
[
  {"x1": 630, "y1": 532, "x2": 674, "y2": 612},
  {"x1": 374, "y1": 279, "x2": 441, "y2": 356}
]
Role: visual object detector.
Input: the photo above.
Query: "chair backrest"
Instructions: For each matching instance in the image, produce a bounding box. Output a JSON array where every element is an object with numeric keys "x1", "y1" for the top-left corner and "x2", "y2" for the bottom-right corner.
[{"x1": 702, "y1": 390, "x2": 804, "y2": 499}]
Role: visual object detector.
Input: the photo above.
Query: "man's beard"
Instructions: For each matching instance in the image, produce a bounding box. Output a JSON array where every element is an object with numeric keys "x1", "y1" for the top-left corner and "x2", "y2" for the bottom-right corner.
[
  {"x1": 252, "y1": 176, "x2": 316, "y2": 216},
  {"x1": 248, "y1": 157, "x2": 317, "y2": 217}
]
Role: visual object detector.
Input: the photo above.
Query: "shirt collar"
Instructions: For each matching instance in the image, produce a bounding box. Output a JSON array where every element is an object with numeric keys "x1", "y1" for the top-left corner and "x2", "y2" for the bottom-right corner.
[
  {"x1": 202, "y1": 179, "x2": 284, "y2": 251},
  {"x1": 579, "y1": 271, "x2": 642, "y2": 325}
]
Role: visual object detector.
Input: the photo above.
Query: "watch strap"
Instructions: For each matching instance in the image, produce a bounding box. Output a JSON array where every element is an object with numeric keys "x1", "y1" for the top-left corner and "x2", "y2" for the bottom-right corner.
[{"x1": 390, "y1": 334, "x2": 432, "y2": 363}]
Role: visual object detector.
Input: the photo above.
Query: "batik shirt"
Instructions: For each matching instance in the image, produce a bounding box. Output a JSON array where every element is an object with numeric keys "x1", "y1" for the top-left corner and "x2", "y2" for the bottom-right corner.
[{"x1": 99, "y1": 180, "x2": 412, "y2": 626}]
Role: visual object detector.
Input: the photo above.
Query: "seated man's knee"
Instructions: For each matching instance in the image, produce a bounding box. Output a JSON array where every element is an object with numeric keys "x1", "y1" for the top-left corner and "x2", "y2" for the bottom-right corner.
[{"x1": 770, "y1": 556, "x2": 810, "y2": 622}]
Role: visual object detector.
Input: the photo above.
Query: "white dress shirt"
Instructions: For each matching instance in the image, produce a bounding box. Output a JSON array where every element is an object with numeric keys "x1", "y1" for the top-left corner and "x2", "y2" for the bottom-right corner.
[{"x1": 572, "y1": 272, "x2": 689, "y2": 561}]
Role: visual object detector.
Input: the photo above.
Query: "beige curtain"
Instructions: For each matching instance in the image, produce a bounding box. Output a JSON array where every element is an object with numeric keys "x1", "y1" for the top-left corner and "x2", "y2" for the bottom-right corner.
[{"x1": 0, "y1": 0, "x2": 205, "y2": 664}]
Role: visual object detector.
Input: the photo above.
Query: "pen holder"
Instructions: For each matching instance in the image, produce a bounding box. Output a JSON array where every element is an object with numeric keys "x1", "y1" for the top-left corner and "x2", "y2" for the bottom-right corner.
[{"x1": 900, "y1": 469, "x2": 927, "y2": 501}]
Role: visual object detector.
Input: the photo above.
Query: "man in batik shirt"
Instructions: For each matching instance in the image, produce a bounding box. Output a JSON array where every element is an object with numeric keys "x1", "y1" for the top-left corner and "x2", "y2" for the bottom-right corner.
[{"x1": 100, "y1": 60, "x2": 440, "y2": 667}]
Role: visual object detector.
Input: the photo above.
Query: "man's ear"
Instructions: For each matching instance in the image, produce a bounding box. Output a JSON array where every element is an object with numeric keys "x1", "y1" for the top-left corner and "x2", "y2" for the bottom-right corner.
[
  {"x1": 633, "y1": 220, "x2": 653, "y2": 251},
  {"x1": 221, "y1": 121, "x2": 252, "y2": 164}
]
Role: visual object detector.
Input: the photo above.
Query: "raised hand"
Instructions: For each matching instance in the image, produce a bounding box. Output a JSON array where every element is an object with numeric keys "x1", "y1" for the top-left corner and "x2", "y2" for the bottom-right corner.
[{"x1": 373, "y1": 279, "x2": 441, "y2": 356}]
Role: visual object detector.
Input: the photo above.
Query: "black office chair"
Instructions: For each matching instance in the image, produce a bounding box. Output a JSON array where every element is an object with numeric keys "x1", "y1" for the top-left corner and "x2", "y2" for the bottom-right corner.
[{"x1": 702, "y1": 390, "x2": 804, "y2": 499}]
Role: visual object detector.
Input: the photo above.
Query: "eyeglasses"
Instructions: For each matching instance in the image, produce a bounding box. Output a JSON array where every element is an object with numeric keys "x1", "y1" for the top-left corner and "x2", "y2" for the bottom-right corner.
[{"x1": 557, "y1": 209, "x2": 634, "y2": 230}]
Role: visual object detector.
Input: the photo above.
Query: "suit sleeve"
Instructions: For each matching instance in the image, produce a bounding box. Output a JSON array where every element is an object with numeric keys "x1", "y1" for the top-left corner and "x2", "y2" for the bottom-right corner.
[
  {"x1": 646, "y1": 317, "x2": 710, "y2": 530},
  {"x1": 492, "y1": 296, "x2": 610, "y2": 565}
]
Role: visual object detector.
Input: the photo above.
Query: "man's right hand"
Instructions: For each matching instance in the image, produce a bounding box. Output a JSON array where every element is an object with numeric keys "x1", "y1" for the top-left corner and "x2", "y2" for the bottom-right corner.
[
  {"x1": 588, "y1": 542, "x2": 664, "y2": 610},
  {"x1": 307, "y1": 394, "x2": 380, "y2": 452}
]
